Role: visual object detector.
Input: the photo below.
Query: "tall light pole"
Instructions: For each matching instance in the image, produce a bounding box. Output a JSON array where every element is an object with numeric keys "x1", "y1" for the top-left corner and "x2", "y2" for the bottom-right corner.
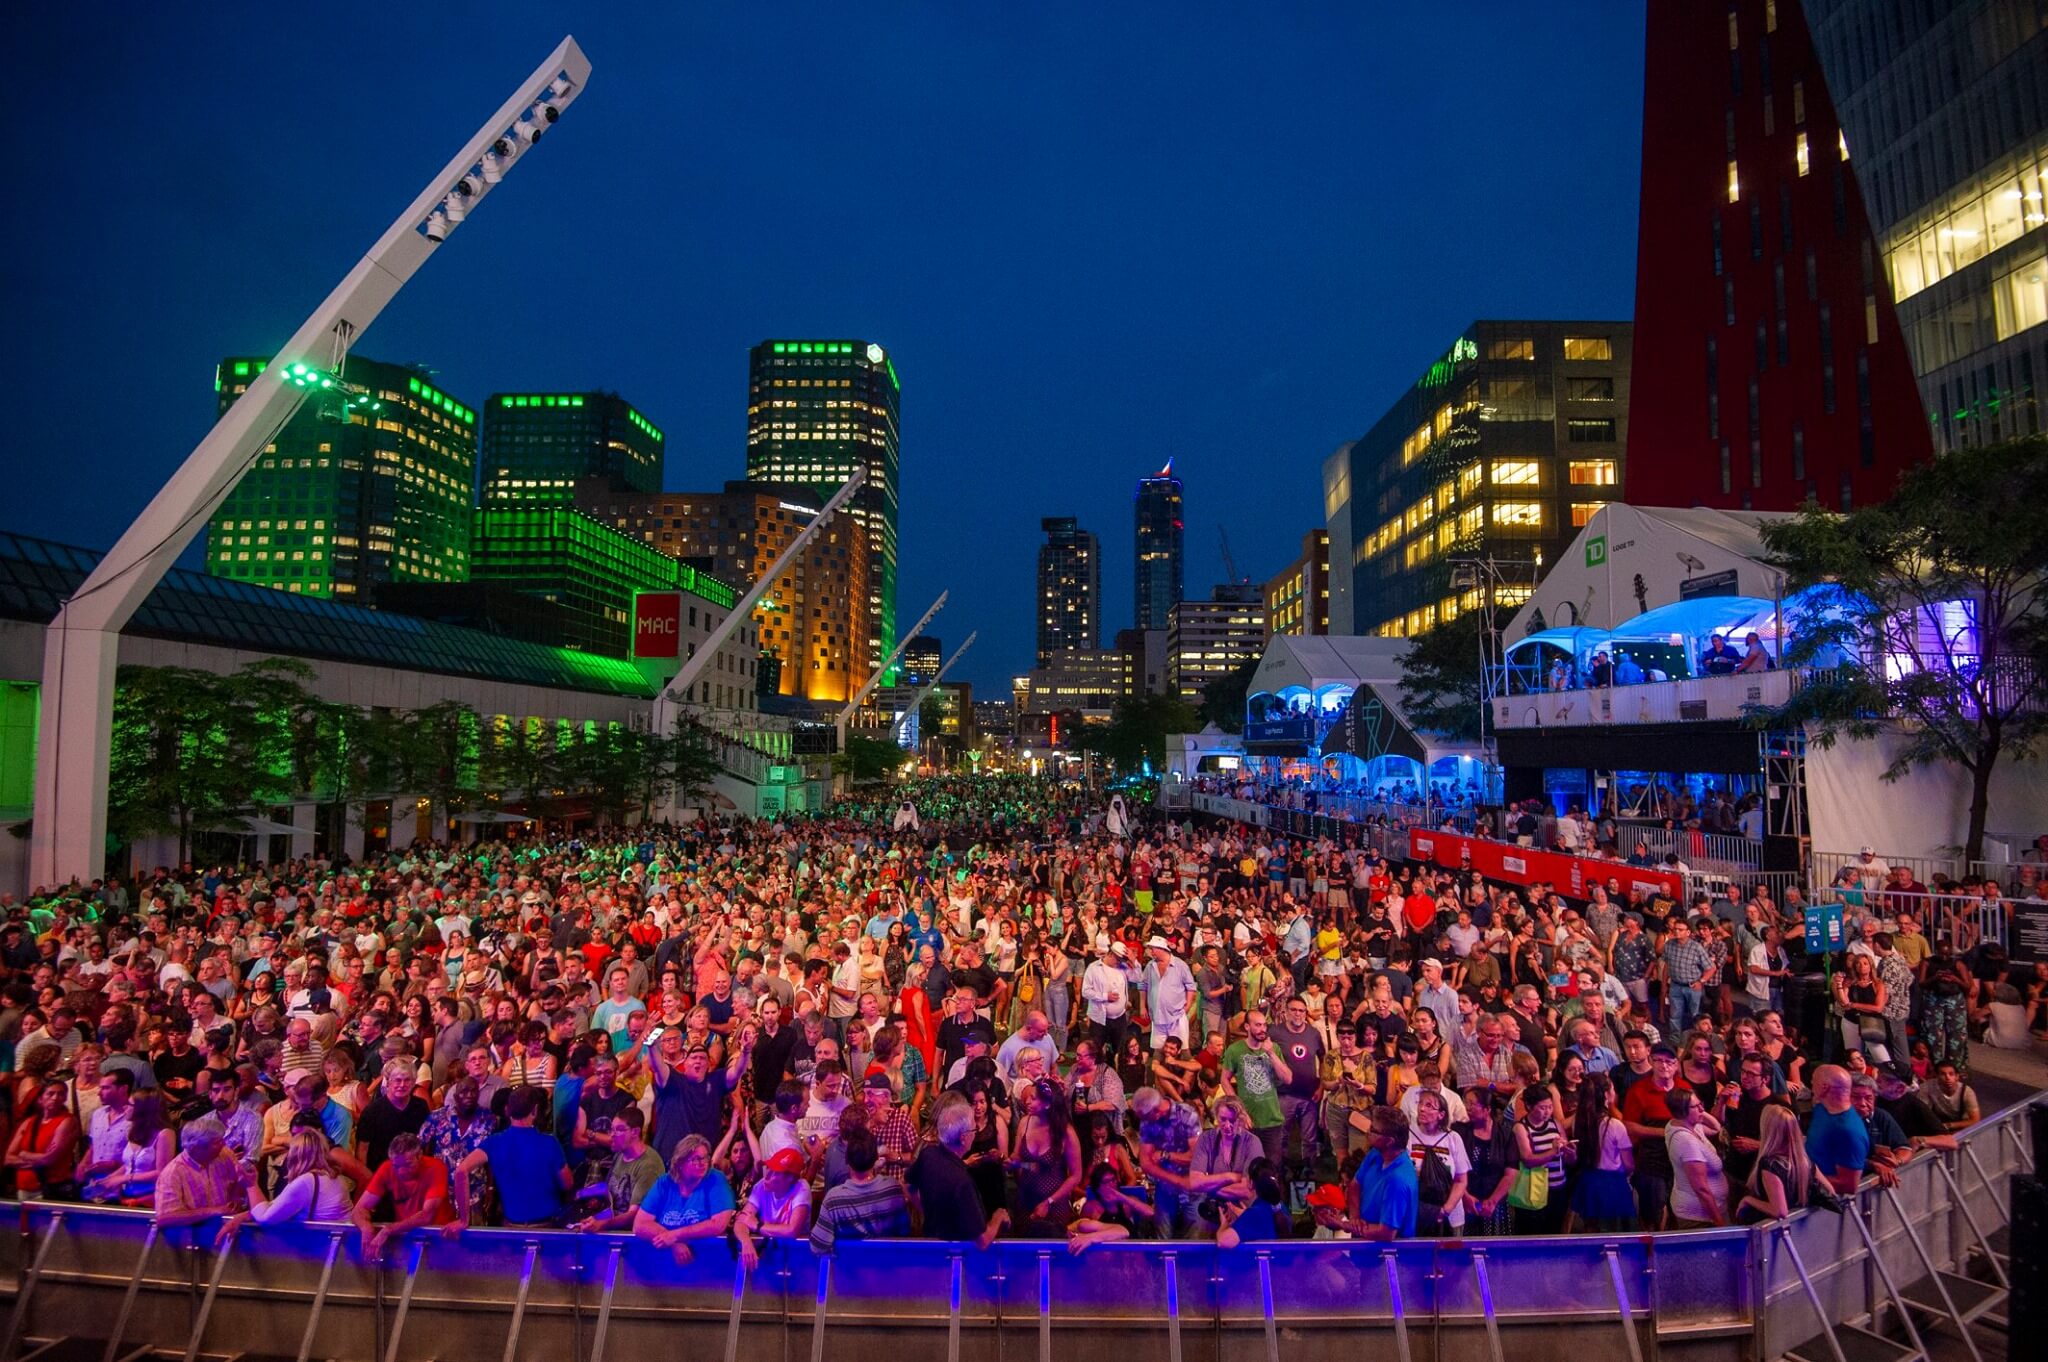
[
  {"x1": 652, "y1": 470, "x2": 864, "y2": 731},
  {"x1": 892, "y1": 632, "x2": 977, "y2": 741},
  {"x1": 836, "y1": 591, "x2": 946, "y2": 754},
  {"x1": 29, "y1": 39, "x2": 592, "y2": 888}
]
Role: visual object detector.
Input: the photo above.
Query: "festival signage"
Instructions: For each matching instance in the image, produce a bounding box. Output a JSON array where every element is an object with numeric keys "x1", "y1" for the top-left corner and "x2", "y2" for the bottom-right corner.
[{"x1": 1406, "y1": 829, "x2": 1685, "y2": 902}]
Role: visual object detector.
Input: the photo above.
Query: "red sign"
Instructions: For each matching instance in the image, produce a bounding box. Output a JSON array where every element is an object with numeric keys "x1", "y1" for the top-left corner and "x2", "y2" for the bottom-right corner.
[
  {"x1": 633, "y1": 592, "x2": 682, "y2": 659},
  {"x1": 1406, "y1": 829, "x2": 1685, "y2": 903}
]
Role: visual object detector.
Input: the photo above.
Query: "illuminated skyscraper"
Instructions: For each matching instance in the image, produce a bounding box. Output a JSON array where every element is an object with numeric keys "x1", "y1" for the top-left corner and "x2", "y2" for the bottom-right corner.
[
  {"x1": 207, "y1": 355, "x2": 476, "y2": 598},
  {"x1": 1036, "y1": 516, "x2": 1100, "y2": 665},
  {"x1": 480, "y1": 390, "x2": 664, "y2": 505},
  {"x1": 1133, "y1": 461, "x2": 1184, "y2": 632},
  {"x1": 746, "y1": 340, "x2": 900, "y2": 682}
]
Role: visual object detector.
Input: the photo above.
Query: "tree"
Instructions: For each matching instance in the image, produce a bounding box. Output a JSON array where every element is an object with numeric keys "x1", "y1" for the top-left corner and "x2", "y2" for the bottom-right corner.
[
  {"x1": 107, "y1": 659, "x2": 319, "y2": 862},
  {"x1": 1089, "y1": 691, "x2": 1200, "y2": 774},
  {"x1": 1199, "y1": 657, "x2": 1259, "y2": 734},
  {"x1": 401, "y1": 701, "x2": 482, "y2": 832},
  {"x1": 1755, "y1": 435, "x2": 2048, "y2": 863},
  {"x1": 1397, "y1": 608, "x2": 1503, "y2": 744},
  {"x1": 666, "y1": 722, "x2": 725, "y2": 816},
  {"x1": 834, "y1": 733, "x2": 903, "y2": 785}
]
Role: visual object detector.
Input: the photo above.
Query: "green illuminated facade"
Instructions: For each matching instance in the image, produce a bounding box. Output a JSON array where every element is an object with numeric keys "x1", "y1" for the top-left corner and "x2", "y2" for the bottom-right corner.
[
  {"x1": 208, "y1": 355, "x2": 477, "y2": 599},
  {"x1": 747, "y1": 340, "x2": 900, "y2": 682},
  {"x1": 481, "y1": 390, "x2": 665, "y2": 505},
  {"x1": 470, "y1": 507, "x2": 735, "y2": 656}
]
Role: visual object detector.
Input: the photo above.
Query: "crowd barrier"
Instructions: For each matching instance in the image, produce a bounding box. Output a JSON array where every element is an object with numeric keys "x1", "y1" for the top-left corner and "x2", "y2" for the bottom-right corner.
[{"x1": 0, "y1": 1097, "x2": 2032, "y2": 1362}]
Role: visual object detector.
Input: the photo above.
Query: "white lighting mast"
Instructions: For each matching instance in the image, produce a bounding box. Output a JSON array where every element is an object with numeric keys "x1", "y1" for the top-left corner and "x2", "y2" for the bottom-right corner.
[{"x1": 30, "y1": 38, "x2": 593, "y2": 887}]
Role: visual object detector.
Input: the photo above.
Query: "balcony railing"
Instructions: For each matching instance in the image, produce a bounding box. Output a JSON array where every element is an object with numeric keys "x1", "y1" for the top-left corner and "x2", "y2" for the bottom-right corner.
[{"x1": 1489, "y1": 668, "x2": 1802, "y2": 730}]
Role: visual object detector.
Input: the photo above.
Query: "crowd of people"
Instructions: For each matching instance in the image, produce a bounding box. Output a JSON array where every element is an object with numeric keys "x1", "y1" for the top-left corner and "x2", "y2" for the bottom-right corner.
[{"x1": 0, "y1": 774, "x2": 2028, "y2": 1264}]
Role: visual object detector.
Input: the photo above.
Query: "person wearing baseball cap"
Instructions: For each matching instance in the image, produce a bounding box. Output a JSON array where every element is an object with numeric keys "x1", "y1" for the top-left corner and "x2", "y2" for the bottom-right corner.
[
  {"x1": 734, "y1": 1145, "x2": 813, "y2": 1269},
  {"x1": 1081, "y1": 935, "x2": 1132, "y2": 1057}
]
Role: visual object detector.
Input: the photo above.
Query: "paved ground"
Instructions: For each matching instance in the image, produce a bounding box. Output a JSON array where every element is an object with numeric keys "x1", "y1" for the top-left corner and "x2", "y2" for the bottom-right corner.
[{"x1": 1965, "y1": 1033, "x2": 2048, "y2": 1112}]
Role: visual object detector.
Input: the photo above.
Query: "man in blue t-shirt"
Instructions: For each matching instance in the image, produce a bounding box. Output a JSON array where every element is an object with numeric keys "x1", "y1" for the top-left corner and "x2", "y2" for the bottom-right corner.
[
  {"x1": 1328, "y1": 1105, "x2": 1417, "y2": 1240},
  {"x1": 454, "y1": 1088, "x2": 571, "y2": 1227},
  {"x1": 1804, "y1": 1066, "x2": 1871, "y2": 1195}
]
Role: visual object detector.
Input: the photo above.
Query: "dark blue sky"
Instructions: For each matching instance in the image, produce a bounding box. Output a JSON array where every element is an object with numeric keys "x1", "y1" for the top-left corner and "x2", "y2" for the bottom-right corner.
[{"x1": 2, "y1": 3, "x2": 1645, "y2": 693}]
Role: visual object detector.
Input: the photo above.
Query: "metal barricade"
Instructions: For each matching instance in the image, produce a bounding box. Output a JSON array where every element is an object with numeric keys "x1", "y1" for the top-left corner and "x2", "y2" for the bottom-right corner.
[{"x1": 0, "y1": 1095, "x2": 2034, "y2": 1362}]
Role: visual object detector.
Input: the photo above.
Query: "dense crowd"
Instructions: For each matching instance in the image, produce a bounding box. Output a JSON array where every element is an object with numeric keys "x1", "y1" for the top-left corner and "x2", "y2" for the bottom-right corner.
[{"x1": 0, "y1": 774, "x2": 2031, "y2": 1262}]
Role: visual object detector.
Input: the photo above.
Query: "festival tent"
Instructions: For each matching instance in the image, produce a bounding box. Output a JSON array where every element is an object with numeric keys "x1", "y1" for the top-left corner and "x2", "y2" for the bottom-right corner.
[{"x1": 1507, "y1": 504, "x2": 1798, "y2": 638}]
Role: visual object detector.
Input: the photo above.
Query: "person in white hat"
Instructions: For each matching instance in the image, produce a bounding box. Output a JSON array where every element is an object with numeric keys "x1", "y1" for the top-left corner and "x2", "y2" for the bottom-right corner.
[
  {"x1": 1141, "y1": 936, "x2": 1196, "y2": 1051},
  {"x1": 1080, "y1": 935, "x2": 1132, "y2": 1057}
]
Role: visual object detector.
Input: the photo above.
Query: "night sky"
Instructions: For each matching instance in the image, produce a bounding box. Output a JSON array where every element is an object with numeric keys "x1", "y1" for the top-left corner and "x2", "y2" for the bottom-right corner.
[{"x1": 2, "y1": 3, "x2": 1645, "y2": 693}]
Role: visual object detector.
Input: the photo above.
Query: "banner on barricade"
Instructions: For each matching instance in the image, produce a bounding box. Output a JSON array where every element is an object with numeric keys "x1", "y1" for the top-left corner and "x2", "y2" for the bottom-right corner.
[{"x1": 1406, "y1": 829, "x2": 1685, "y2": 902}]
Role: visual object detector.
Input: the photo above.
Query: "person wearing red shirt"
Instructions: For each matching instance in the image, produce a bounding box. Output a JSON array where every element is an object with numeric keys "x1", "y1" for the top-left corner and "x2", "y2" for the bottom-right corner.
[{"x1": 350, "y1": 1133, "x2": 455, "y2": 1261}]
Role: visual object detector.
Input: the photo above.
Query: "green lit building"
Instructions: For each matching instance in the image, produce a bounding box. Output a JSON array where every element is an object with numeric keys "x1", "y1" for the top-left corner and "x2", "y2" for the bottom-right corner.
[
  {"x1": 481, "y1": 390, "x2": 665, "y2": 505},
  {"x1": 208, "y1": 355, "x2": 477, "y2": 599},
  {"x1": 747, "y1": 340, "x2": 900, "y2": 682},
  {"x1": 469, "y1": 506, "x2": 737, "y2": 657}
]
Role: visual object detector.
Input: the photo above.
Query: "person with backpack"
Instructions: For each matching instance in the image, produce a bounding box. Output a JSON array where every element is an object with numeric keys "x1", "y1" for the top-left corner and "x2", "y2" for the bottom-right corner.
[{"x1": 1406, "y1": 1088, "x2": 1470, "y2": 1236}]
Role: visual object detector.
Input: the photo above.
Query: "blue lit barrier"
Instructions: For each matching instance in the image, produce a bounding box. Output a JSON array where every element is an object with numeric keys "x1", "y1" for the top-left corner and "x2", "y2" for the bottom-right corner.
[{"x1": 0, "y1": 1095, "x2": 2032, "y2": 1362}]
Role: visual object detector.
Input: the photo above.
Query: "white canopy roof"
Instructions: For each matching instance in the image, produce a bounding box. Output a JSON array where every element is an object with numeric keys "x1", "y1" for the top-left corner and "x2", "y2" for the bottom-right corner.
[
  {"x1": 1245, "y1": 635, "x2": 1411, "y2": 698},
  {"x1": 1508, "y1": 504, "x2": 1798, "y2": 638}
]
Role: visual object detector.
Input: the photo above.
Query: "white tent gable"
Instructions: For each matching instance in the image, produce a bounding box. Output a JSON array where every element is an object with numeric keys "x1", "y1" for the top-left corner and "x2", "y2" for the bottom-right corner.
[
  {"x1": 1508, "y1": 504, "x2": 1799, "y2": 637},
  {"x1": 1246, "y1": 635, "x2": 1411, "y2": 698}
]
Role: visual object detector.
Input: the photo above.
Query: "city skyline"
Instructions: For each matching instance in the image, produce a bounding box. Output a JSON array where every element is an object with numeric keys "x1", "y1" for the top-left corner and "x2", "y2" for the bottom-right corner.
[{"x1": 2, "y1": 4, "x2": 1645, "y2": 691}]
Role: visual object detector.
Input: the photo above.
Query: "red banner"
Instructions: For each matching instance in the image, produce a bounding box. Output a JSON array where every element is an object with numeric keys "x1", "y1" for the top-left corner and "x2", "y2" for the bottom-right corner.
[
  {"x1": 633, "y1": 592, "x2": 682, "y2": 659},
  {"x1": 1406, "y1": 829, "x2": 1685, "y2": 903}
]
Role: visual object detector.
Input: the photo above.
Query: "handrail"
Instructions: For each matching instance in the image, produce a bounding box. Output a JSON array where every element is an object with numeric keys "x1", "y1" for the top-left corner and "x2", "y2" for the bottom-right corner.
[{"x1": 0, "y1": 1096, "x2": 2032, "y2": 1361}]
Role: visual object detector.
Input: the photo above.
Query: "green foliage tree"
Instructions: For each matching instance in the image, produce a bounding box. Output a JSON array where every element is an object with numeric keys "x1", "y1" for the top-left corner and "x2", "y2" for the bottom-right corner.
[
  {"x1": 1397, "y1": 608, "x2": 1503, "y2": 744},
  {"x1": 669, "y1": 724, "x2": 724, "y2": 813},
  {"x1": 1198, "y1": 657, "x2": 1259, "y2": 734},
  {"x1": 479, "y1": 716, "x2": 562, "y2": 816},
  {"x1": 400, "y1": 700, "x2": 482, "y2": 832},
  {"x1": 1755, "y1": 435, "x2": 2048, "y2": 863},
  {"x1": 834, "y1": 732, "x2": 904, "y2": 785},
  {"x1": 1091, "y1": 691, "x2": 1200, "y2": 774},
  {"x1": 107, "y1": 659, "x2": 320, "y2": 862}
]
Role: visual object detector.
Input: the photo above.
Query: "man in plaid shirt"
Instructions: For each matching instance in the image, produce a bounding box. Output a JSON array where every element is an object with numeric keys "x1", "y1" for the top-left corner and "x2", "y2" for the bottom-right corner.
[{"x1": 1659, "y1": 919, "x2": 1712, "y2": 1036}]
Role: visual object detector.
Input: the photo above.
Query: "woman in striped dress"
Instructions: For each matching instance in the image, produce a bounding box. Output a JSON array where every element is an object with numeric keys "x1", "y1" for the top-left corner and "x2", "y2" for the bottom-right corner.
[{"x1": 1511, "y1": 1085, "x2": 1574, "y2": 1235}]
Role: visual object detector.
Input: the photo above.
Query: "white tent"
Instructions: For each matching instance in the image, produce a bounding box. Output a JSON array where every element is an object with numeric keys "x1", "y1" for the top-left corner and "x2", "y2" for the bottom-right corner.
[
  {"x1": 1508, "y1": 505, "x2": 1798, "y2": 638},
  {"x1": 1244, "y1": 635, "x2": 1411, "y2": 701}
]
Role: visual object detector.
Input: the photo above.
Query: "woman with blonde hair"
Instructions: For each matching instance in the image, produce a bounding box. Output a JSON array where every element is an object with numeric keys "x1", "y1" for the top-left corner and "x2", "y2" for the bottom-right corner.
[
  {"x1": 219, "y1": 1126, "x2": 352, "y2": 1243},
  {"x1": 1736, "y1": 1104, "x2": 1812, "y2": 1224}
]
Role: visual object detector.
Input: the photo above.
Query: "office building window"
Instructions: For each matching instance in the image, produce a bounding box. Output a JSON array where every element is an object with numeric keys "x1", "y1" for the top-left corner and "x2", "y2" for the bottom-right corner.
[
  {"x1": 1566, "y1": 376, "x2": 1615, "y2": 401},
  {"x1": 1712, "y1": 215, "x2": 1724, "y2": 277},
  {"x1": 1568, "y1": 459, "x2": 1617, "y2": 485},
  {"x1": 1489, "y1": 502, "x2": 1544, "y2": 529},
  {"x1": 1567, "y1": 418, "x2": 1617, "y2": 443},
  {"x1": 1720, "y1": 443, "x2": 1732, "y2": 494},
  {"x1": 1490, "y1": 460, "x2": 1540, "y2": 486},
  {"x1": 1992, "y1": 251, "x2": 2048, "y2": 340},
  {"x1": 1570, "y1": 502, "x2": 1607, "y2": 528},
  {"x1": 1486, "y1": 338, "x2": 1534, "y2": 361},
  {"x1": 1728, "y1": 160, "x2": 1741, "y2": 204},
  {"x1": 1795, "y1": 132, "x2": 1810, "y2": 177},
  {"x1": 1791, "y1": 423, "x2": 1805, "y2": 481},
  {"x1": 1562, "y1": 337, "x2": 1613, "y2": 361},
  {"x1": 1791, "y1": 80, "x2": 1804, "y2": 125},
  {"x1": 1805, "y1": 248, "x2": 1818, "y2": 301},
  {"x1": 1488, "y1": 376, "x2": 1538, "y2": 400},
  {"x1": 1725, "y1": 279, "x2": 1738, "y2": 326}
]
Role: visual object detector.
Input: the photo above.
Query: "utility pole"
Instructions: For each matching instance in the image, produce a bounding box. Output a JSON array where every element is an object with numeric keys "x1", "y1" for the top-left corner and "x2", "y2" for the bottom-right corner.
[{"x1": 31, "y1": 38, "x2": 593, "y2": 887}]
